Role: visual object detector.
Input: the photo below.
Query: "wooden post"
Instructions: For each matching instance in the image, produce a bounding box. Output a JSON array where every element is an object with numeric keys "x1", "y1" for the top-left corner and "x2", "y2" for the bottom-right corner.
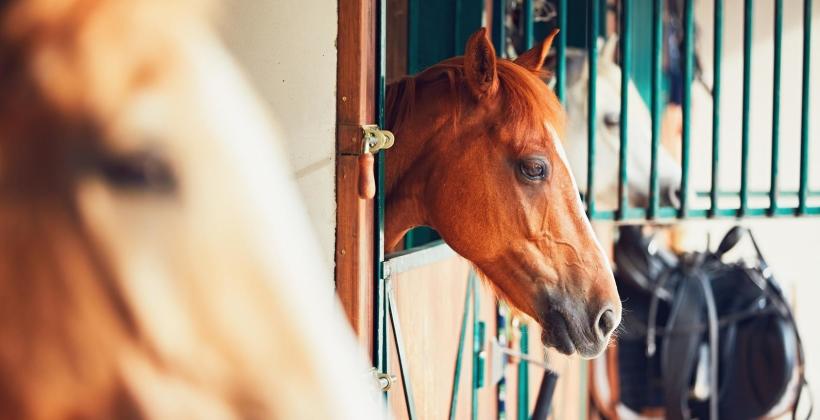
[{"x1": 336, "y1": 0, "x2": 377, "y2": 355}]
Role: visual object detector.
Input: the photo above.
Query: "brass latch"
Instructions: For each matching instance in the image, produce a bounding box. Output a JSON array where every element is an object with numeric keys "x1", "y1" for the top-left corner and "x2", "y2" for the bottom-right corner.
[
  {"x1": 358, "y1": 124, "x2": 395, "y2": 199},
  {"x1": 369, "y1": 367, "x2": 397, "y2": 392},
  {"x1": 361, "y1": 124, "x2": 395, "y2": 154}
]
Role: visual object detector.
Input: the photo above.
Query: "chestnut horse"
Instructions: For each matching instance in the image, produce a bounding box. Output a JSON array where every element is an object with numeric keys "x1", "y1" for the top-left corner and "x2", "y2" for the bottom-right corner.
[
  {"x1": 385, "y1": 29, "x2": 621, "y2": 358},
  {"x1": 0, "y1": 0, "x2": 379, "y2": 418}
]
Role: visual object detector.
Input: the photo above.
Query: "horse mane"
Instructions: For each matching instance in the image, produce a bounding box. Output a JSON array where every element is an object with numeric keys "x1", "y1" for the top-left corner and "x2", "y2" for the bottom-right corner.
[
  {"x1": 0, "y1": 0, "x2": 216, "y2": 118},
  {"x1": 386, "y1": 56, "x2": 565, "y2": 143}
]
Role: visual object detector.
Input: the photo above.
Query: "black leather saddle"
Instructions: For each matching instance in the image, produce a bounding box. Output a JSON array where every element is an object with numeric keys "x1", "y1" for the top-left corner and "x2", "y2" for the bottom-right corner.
[{"x1": 611, "y1": 226, "x2": 810, "y2": 420}]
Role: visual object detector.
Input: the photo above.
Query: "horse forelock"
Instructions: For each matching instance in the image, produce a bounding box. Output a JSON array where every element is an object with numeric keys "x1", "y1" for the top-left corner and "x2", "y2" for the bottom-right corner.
[
  {"x1": 0, "y1": 0, "x2": 217, "y2": 122},
  {"x1": 1, "y1": 0, "x2": 216, "y2": 33},
  {"x1": 386, "y1": 57, "x2": 565, "y2": 148},
  {"x1": 495, "y1": 60, "x2": 565, "y2": 141}
]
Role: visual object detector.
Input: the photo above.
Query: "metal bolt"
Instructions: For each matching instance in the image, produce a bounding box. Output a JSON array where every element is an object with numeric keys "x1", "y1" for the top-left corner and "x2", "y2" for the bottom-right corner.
[{"x1": 369, "y1": 368, "x2": 396, "y2": 392}]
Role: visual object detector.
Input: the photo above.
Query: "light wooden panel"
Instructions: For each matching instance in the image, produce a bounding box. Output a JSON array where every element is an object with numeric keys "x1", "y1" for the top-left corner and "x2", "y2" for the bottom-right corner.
[{"x1": 385, "y1": 255, "x2": 584, "y2": 419}]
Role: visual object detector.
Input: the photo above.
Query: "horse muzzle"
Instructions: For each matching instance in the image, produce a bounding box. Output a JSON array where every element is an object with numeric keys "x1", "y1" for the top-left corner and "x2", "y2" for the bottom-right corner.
[{"x1": 536, "y1": 291, "x2": 621, "y2": 359}]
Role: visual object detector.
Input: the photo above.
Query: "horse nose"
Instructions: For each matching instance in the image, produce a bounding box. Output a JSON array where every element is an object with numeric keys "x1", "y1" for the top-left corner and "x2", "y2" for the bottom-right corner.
[
  {"x1": 661, "y1": 184, "x2": 681, "y2": 208},
  {"x1": 594, "y1": 307, "x2": 618, "y2": 339}
]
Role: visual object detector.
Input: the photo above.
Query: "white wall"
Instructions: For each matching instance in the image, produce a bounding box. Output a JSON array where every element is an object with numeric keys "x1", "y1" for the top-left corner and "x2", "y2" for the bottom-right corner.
[{"x1": 219, "y1": 0, "x2": 338, "y2": 270}]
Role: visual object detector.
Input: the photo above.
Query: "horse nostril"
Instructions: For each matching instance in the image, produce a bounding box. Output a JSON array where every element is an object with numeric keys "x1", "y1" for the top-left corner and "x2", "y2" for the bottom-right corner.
[
  {"x1": 596, "y1": 308, "x2": 617, "y2": 338},
  {"x1": 672, "y1": 187, "x2": 682, "y2": 206},
  {"x1": 662, "y1": 185, "x2": 682, "y2": 208}
]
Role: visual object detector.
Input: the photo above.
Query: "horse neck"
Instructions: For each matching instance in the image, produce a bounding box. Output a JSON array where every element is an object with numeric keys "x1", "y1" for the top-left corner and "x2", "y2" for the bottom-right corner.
[{"x1": 384, "y1": 91, "x2": 445, "y2": 250}]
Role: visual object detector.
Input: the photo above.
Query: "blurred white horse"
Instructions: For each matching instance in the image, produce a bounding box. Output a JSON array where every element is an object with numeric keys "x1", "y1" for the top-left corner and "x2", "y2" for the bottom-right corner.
[
  {"x1": 563, "y1": 37, "x2": 682, "y2": 210},
  {"x1": 0, "y1": 0, "x2": 379, "y2": 418}
]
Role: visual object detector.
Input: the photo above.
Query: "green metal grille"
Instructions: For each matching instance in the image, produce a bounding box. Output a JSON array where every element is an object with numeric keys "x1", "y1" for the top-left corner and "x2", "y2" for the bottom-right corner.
[
  {"x1": 586, "y1": 0, "x2": 818, "y2": 221},
  {"x1": 376, "y1": 1, "x2": 819, "y2": 419},
  {"x1": 404, "y1": 0, "x2": 818, "y2": 227}
]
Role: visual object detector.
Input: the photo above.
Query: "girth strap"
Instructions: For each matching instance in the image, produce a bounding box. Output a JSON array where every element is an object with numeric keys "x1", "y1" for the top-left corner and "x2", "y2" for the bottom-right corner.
[{"x1": 659, "y1": 271, "x2": 706, "y2": 420}]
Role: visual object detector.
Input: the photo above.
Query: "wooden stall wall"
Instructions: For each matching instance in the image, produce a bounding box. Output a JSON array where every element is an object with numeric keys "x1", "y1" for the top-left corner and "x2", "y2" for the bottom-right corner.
[{"x1": 387, "y1": 256, "x2": 586, "y2": 419}]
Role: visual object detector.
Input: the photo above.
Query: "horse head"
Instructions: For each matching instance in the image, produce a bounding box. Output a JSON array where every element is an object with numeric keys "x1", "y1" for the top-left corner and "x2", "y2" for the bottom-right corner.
[
  {"x1": 386, "y1": 29, "x2": 621, "y2": 358},
  {"x1": 563, "y1": 36, "x2": 682, "y2": 209},
  {"x1": 0, "y1": 0, "x2": 377, "y2": 417}
]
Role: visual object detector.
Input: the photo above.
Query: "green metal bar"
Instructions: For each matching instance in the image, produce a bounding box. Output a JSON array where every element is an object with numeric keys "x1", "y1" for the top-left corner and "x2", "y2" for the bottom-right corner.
[
  {"x1": 648, "y1": 0, "x2": 662, "y2": 218},
  {"x1": 617, "y1": 0, "x2": 631, "y2": 220},
  {"x1": 680, "y1": 0, "x2": 694, "y2": 218},
  {"x1": 523, "y1": 0, "x2": 534, "y2": 49},
  {"x1": 586, "y1": 0, "x2": 600, "y2": 215},
  {"x1": 556, "y1": 0, "x2": 567, "y2": 103},
  {"x1": 697, "y1": 189, "x2": 820, "y2": 199},
  {"x1": 590, "y1": 209, "x2": 616, "y2": 220},
  {"x1": 799, "y1": 0, "x2": 812, "y2": 214},
  {"x1": 710, "y1": 0, "x2": 723, "y2": 217},
  {"x1": 770, "y1": 0, "x2": 783, "y2": 215},
  {"x1": 802, "y1": 207, "x2": 820, "y2": 216},
  {"x1": 448, "y1": 272, "x2": 475, "y2": 420},
  {"x1": 517, "y1": 324, "x2": 529, "y2": 420},
  {"x1": 374, "y1": 0, "x2": 388, "y2": 406},
  {"x1": 492, "y1": 0, "x2": 506, "y2": 58},
  {"x1": 471, "y1": 273, "x2": 481, "y2": 420},
  {"x1": 587, "y1": 205, "x2": 820, "y2": 221},
  {"x1": 740, "y1": 0, "x2": 753, "y2": 216}
]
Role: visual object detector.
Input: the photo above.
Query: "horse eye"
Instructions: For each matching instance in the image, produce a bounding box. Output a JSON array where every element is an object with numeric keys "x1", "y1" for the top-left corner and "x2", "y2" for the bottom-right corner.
[
  {"x1": 603, "y1": 112, "x2": 620, "y2": 128},
  {"x1": 519, "y1": 158, "x2": 548, "y2": 181},
  {"x1": 98, "y1": 150, "x2": 177, "y2": 193}
]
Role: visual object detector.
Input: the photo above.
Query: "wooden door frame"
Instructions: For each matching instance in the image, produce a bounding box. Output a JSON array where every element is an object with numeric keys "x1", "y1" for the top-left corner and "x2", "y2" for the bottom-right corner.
[{"x1": 336, "y1": 0, "x2": 377, "y2": 356}]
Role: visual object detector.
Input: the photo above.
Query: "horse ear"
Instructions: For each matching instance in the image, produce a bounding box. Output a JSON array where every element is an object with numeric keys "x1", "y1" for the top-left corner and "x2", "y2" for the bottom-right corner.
[
  {"x1": 464, "y1": 28, "x2": 498, "y2": 99},
  {"x1": 600, "y1": 34, "x2": 619, "y2": 63},
  {"x1": 564, "y1": 49, "x2": 588, "y2": 87},
  {"x1": 515, "y1": 28, "x2": 560, "y2": 72}
]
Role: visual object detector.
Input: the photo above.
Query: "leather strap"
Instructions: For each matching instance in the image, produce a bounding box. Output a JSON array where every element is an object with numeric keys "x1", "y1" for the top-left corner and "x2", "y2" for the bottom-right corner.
[
  {"x1": 659, "y1": 270, "x2": 705, "y2": 420},
  {"x1": 697, "y1": 271, "x2": 719, "y2": 420}
]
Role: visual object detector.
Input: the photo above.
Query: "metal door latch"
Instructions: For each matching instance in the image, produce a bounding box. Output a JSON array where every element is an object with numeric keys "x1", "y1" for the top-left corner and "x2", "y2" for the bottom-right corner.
[
  {"x1": 357, "y1": 124, "x2": 395, "y2": 199},
  {"x1": 361, "y1": 124, "x2": 395, "y2": 154},
  {"x1": 369, "y1": 367, "x2": 397, "y2": 392}
]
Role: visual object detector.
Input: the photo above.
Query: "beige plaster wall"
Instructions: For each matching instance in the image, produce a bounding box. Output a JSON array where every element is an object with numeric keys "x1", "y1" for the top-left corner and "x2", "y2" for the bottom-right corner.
[{"x1": 220, "y1": 0, "x2": 338, "y2": 270}]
